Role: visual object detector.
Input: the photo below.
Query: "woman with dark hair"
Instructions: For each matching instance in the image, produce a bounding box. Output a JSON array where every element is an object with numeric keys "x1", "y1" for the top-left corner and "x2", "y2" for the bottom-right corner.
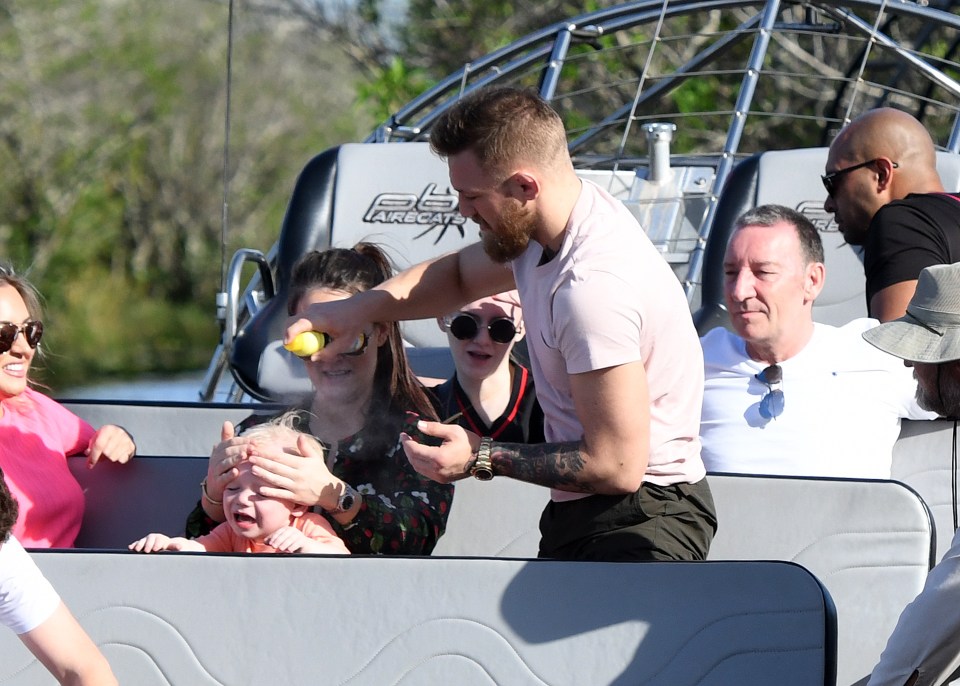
[
  {"x1": 0, "y1": 264, "x2": 135, "y2": 548},
  {"x1": 187, "y1": 244, "x2": 452, "y2": 554}
]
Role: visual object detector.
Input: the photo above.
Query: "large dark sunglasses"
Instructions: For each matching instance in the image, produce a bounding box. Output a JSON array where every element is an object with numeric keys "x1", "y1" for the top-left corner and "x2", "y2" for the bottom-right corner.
[
  {"x1": 821, "y1": 159, "x2": 898, "y2": 196},
  {"x1": 0, "y1": 320, "x2": 43, "y2": 354},
  {"x1": 755, "y1": 363, "x2": 784, "y2": 420},
  {"x1": 447, "y1": 313, "x2": 517, "y2": 344}
]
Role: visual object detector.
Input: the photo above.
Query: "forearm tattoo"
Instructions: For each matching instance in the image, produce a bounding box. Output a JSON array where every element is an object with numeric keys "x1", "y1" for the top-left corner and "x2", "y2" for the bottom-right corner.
[{"x1": 491, "y1": 440, "x2": 596, "y2": 493}]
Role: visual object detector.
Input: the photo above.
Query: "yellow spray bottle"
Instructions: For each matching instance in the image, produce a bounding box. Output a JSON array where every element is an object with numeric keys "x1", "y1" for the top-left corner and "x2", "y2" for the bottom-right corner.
[{"x1": 284, "y1": 331, "x2": 367, "y2": 357}]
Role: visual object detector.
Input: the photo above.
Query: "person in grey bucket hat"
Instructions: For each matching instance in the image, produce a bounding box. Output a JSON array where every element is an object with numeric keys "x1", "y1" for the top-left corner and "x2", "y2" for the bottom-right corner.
[
  {"x1": 863, "y1": 262, "x2": 960, "y2": 686},
  {"x1": 864, "y1": 263, "x2": 960, "y2": 364}
]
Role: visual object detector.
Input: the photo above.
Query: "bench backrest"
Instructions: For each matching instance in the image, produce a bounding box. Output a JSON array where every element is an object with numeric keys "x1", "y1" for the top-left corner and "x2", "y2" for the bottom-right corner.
[
  {"x1": 434, "y1": 473, "x2": 933, "y2": 686},
  {"x1": 60, "y1": 399, "x2": 280, "y2": 457},
  {"x1": 0, "y1": 553, "x2": 836, "y2": 686},
  {"x1": 70, "y1": 455, "x2": 208, "y2": 546},
  {"x1": 892, "y1": 417, "x2": 960, "y2": 561},
  {"x1": 707, "y1": 473, "x2": 933, "y2": 686}
]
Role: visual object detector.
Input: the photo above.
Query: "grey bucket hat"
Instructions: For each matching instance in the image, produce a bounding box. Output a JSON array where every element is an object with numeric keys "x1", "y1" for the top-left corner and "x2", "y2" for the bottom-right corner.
[{"x1": 863, "y1": 263, "x2": 960, "y2": 363}]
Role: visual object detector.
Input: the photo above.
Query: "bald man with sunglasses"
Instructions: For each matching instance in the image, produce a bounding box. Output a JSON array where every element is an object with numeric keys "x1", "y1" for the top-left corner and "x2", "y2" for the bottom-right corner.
[
  {"x1": 699, "y1": 204, "x2": 934, "y2": 478},
  {"x1": 823, "y1": 107, "x2": 960, "y2": 322}
]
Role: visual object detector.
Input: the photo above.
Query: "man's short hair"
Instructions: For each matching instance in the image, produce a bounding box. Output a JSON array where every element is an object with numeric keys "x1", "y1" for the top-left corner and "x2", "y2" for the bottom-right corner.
[
  {"x1": 733, "y1": 204, "x2": 825, "y2": 265},
  {"x1": 429, "y1": 87, "x2": 568, "y2": 181},
  {"x1": 0, "y1": 471, "x2": 19, "y2": 543}
]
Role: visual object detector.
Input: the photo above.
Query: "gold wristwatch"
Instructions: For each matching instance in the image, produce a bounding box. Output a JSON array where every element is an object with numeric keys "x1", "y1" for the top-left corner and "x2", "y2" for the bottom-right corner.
[{"x1": 470, "y1": 436, "x2": 494, "y2": 481}]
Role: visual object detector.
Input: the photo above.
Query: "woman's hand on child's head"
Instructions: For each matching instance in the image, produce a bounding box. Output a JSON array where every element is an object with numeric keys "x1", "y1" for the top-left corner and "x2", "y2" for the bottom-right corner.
[
  {"x1": 86, "y1": 425, "x2": 136, "y2": 469},
  {"x1": 248, "y1": 434, "x2": 337, "y2": 510},
  {"x1": 264, "y1": 526, "x2": 309, "y2": 553},
  {"x1": 206, "y1": 421, "x2": 252, "y2": 502},
  {"x1": 128, "y1": 533, "x2": 172, "y2": 553}
]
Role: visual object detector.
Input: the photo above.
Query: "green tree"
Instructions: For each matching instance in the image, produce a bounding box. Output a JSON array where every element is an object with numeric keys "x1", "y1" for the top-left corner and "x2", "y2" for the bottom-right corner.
[{"x1": 0, "y1": 0, "x2": 371, "y2": 389}]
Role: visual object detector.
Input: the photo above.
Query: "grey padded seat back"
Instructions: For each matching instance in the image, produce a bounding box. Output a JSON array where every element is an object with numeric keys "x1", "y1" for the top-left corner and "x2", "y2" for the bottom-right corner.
[
  {"x1": 892, "y1": 417, "x2": 960, "y2": 561},
  {"x1": 3, "y1": 553, "x2": 836, "y2": 686},
  {"x1": 707, "y1": 473, "x2": 934, "y2": 686},
  {"x1": 432, "y1": 478, "x2": 549, "y2": 557},
  {"x1": 436, "y1": 473, "x2": 933, "y2": 686},
  {"x1": 694, "y1": 148, "x2": 960, "y2": 335},
  {"x1": 60, "y1": 400, "x2": 279, "y2": 457},
  {"x1": 69, "y1": 455, "x2": 209, "y2": 547}
]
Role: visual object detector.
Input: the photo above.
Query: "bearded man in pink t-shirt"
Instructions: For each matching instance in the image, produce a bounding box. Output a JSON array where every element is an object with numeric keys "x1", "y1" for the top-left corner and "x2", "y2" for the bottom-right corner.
[{"x1": 285, "y1": 87, "x2": 716, "y2": 562}]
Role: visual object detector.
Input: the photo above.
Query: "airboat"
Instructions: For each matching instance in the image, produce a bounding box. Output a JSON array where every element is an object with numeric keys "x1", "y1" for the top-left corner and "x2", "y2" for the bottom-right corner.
[{"x1": 7, "y1": 2, "x2": 960, "y2": 684}]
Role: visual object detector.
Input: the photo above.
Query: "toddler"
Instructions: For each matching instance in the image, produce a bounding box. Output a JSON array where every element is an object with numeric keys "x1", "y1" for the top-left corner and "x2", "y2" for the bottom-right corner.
[{"x1": 130, "y1": 416, "x2": 348, "y2": 555}]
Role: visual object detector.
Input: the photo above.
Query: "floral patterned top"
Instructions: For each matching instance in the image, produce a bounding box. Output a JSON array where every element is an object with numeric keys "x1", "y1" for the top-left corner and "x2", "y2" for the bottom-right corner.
[{"x1": 185, "y1": 409, "x2": 453, "y2": 555}]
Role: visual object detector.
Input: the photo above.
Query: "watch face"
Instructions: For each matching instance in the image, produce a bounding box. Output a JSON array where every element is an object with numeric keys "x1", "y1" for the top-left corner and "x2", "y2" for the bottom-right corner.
[
  {"x1": 339, "y1": 493, "x2": 356, "y2": 511},
  {"x1": 473, "y1": 467, "x2": 494, "y2": 481}
]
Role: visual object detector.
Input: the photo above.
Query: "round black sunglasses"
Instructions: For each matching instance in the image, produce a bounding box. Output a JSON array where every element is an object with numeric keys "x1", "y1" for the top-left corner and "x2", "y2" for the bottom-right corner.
[{"x1": 446, "y1": 313, "x2": 517, "y2": 344}]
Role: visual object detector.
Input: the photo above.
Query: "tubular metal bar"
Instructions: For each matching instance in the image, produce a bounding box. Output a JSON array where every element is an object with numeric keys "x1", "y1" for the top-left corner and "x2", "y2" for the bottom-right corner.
[
  {"x1": 370, "y1": 0, "x2": 780, "y2": 141},
  {"x1": 222, "y1": 248, "x2": 274, "y2": 353},
  {"x1": 683, "y1": 0, "x2": 782, "y2": 300},
  {"x1": 610, "y1": 0, "x2": 670, "y2": 177},
  {"x1": 539, "y1": 25, "x2": 575, "y2": 102},
  {"x1": 828, "y1": 4, "x2": 960, "y2": 104},
  {"x1": 568, "y1": 12, "x2": 761, "y2": 157}
]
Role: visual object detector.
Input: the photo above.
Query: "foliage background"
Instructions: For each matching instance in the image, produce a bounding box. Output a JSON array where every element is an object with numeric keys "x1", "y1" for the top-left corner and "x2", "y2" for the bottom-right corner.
[
  {"x1": 0, "y1": 0, "x2": 635, "y2": 391},
  {"x1": 0, "y1": 0, "x2": 371, "y2": 390}
]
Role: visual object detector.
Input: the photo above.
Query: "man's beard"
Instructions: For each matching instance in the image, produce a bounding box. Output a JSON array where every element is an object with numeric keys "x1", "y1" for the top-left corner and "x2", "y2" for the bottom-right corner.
[
  {"x1": 481, "y1": 199, "x2": 535, "y2": 263},
  {"x1": 916, "y1": 368, "x2": 960, "y2": 418}
]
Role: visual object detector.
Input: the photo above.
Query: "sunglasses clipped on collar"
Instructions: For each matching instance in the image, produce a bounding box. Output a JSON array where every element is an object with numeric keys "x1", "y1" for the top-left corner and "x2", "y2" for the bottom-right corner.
[
  {"x1": 755, "y1": 363, "x2": 784, "y2": 419},
  {"x1": 0, "y1": 320, "x2": 43, "y2": 354},
  {"x1": 446, "y1": 313, "x2": 518, "y2": 344}
]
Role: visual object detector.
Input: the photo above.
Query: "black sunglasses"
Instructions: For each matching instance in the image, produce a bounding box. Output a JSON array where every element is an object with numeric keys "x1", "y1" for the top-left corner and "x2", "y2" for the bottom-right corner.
[
  {"x1": 0, "y1": 320, "x2": 43, "y2": 354},
  {"x1": 755, "y1": 363, "x2": 784, "y2": 420},
  {"x1": 821, "y1": 159, "x2": 898, "y2": 196},
  {"x1": 447, "y1": 313, "x2": 517, "y2": 344}
]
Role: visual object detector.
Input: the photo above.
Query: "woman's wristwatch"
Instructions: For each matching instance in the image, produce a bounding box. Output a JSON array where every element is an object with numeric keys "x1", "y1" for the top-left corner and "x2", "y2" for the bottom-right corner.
[{"x1": 330, "y1": 483, "x2": 360, "y2": 514}]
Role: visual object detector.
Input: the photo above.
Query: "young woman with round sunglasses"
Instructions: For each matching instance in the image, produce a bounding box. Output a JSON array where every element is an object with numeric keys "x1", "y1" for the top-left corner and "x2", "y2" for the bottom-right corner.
[
  {"x1": 186, "y1": 244, "x2": 453, "y2": 555},
  {"x1": 0, "y1": 266, "x2": 136, "y2": 548},
  {"x1": 430, "y1": 291, "x2": 544, "y2": 444}
]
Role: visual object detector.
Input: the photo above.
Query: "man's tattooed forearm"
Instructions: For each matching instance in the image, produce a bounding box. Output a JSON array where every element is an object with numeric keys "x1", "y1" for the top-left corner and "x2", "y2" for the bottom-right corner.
[{"x1": 490, "y1": 440, "x2": 596, "y2": 493}]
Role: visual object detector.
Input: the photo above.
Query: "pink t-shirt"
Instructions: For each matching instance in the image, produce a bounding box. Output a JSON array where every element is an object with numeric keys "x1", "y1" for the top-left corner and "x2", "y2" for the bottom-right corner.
[
  {"x1": 0, "y1": 388, "x2": 93, "y2": 548},
  {"x1": 513, "y1": 180, "x2": 706, "y2": 500},
  {"x1": 196, "y1": 511, "x2": 350, "y2": 554}
]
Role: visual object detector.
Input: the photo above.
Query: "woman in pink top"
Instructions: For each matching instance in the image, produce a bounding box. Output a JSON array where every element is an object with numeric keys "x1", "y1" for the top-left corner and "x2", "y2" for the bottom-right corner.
[{"x1": 0, "y1": 266, "x2": 136, "y2": 548}]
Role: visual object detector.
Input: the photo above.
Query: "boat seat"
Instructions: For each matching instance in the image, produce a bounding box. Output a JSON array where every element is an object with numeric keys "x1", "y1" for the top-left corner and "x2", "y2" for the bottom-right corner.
[
  {"x1": 892, "y1": 417, "x2": 960, "y2": 562},
  {"x1": 436, "y1": 472, "x2": 933, "y2": 686},
  {"x1": 5, "y1": 552, "x2": 836, "y2": 686},
  {"x1": 228, "y1": 142, "x2": 469, "y2": 401},
  {"x1": 60, "y1": 399, "x2": 280, "y2": 457},
  {"x1": 707, "y1": 473, "x2": 933, "y2": 686},
  {"x1": 693, "y1": 148, "x2": 960, "y2": 336},
  {"x1": 70, "y1": 454, "x2": 210, "y2": 546}
]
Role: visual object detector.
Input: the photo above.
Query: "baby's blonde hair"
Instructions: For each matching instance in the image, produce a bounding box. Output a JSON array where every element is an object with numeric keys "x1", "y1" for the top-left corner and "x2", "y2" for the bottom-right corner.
[{"x1": 238, "y1": 411, "x2": 324, "y2": 459}]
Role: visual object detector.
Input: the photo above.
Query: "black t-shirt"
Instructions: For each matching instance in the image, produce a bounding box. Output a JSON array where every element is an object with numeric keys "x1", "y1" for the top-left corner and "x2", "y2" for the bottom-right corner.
[
  {"x1": 428, "y1": 360, "x2": 545, "y2": 444},
  {"x1": 864, "y1": 192, "x2": 960, "y2": 310}
]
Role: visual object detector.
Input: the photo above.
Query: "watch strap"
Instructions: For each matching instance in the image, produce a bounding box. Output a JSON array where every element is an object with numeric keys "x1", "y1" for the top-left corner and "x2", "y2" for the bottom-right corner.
[{"x1": 470, "y1": 436, "x2": 495, "y2": 481}]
